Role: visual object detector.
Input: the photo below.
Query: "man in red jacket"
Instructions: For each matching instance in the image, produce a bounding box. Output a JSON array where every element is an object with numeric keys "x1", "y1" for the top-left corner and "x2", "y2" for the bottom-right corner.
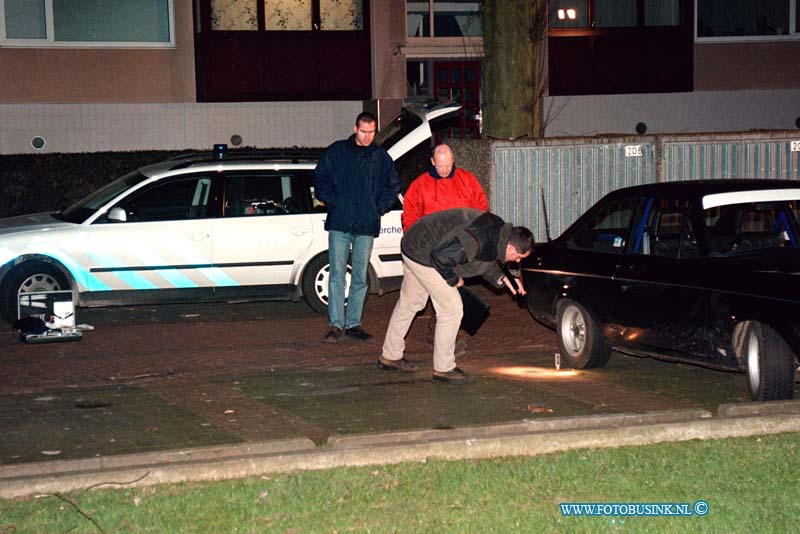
[
  {"x1": 401, "y1": 144, "x2": 490, "y2": 354},
  {"x1": 401, "y1": 144, "x2": 488, "y2": 233}
]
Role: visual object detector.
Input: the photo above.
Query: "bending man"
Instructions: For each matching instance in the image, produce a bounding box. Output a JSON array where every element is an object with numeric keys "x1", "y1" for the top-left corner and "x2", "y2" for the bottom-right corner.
[{"x1": 378, "y1": 208, "x2": 534, "y2": 384}]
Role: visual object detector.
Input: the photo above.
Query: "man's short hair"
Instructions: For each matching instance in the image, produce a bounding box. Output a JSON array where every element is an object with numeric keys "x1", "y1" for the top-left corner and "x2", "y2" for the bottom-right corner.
[
  {"x1": 509, "y1": 226, "x2": 535, "y2": 254},
  {"x1": 355, "y1": 111, "x2": 377, "y2": 126}
]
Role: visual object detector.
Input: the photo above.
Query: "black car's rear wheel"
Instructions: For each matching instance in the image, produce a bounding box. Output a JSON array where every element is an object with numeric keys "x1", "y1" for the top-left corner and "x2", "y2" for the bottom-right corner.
[
  {"x1": 744, "y1": 322, "x2": 796, "y2": 401},
  {"x1": 556, "y1": 299, "x2": 611, "y2": 369}
]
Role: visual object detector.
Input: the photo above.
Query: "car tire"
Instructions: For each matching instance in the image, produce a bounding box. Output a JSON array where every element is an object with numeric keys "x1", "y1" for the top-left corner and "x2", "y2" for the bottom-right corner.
[
  {"x1": 301, "y1": 252, "x2": 368, "y2": 315},
  {"x1": 555, "y1": 299, "x2": 611, "y2": 369},
  {"x1": 1, "y1": 260, "x2": 70, "y2": 323},
  {"x1": 744, "y1": 322, "x2": 796, "y2": 401}
]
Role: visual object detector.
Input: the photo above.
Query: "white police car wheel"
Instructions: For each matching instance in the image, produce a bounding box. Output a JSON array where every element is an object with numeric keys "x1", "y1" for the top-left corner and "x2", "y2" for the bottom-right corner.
[
  {"x1": 302, "y1": 253, "x2": 352, "y2": 315},
  {"x1": 1, "y1": 261, "x2": 70, "y2": 322},
  {"x1": 312, "y1": 264, "x2": 353, "y2": 307}
]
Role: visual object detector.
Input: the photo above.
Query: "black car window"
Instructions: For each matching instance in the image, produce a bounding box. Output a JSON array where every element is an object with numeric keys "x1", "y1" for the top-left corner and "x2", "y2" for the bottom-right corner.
[
  {"x1": 224, "y1": 172, "x2": 312, "y2": 217},
  {"x1": 567, "y1": 197, "x2": 637, "y2": 254},
  {"x1": 631, "y1": 197, "x2": 698, "y2": 259},
  {"x1": 113, "y1": 176, "x2": 213, "y2": 223},
  {"x1": 705, "y1": 201, "x2": 799, "y2": 256}
]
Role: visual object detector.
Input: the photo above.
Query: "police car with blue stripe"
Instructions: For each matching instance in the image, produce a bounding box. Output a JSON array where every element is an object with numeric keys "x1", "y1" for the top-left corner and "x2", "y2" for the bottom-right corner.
[{"x1": 0, "y1": 102, "x2": 461, "y2": 321}]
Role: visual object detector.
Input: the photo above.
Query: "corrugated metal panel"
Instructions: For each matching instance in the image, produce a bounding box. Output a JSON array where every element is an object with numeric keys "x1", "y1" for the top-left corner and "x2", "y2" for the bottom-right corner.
[
  {"x1": 492, "y1": 140, "x2": 655, "y2": 242},
  {"x1": 493, "y1": 133, "x2": 800, "y2": 242},
  {"x1": 662, "y1": 138, "x2": 800, "y2": 182}
]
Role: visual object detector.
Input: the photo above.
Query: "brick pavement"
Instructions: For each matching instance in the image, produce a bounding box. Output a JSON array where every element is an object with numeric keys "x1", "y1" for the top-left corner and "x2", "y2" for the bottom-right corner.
[
  {"x1": 0, "y1": 284, "x2": 552, "y2": 395},
  {"x1": 0, "y1": 284, "x2": 777, "y2": 466}
]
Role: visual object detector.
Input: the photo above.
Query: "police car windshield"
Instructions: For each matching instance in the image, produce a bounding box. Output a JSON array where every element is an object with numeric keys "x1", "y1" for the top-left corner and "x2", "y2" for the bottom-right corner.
[{"x1": 56, "y1": 171, "x2": 148, "y2": 224}]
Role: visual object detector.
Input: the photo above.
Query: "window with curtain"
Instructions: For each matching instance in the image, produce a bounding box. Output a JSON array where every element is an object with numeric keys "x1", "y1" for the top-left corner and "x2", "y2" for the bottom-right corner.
[
  {"x1": 320, "y1": 0, "x2": 363, "y2": 30},
  {"x1": 211, "y1": 0, "x2": 258, "y2": 30},
  {"x1": 265, "y1": 0, "x2": 312, "y2": 30}
]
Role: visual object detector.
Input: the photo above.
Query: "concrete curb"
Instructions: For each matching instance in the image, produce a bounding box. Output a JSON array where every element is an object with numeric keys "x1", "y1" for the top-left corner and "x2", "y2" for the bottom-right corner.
[{"x1": 2, "y1": 402, "x2": 799, "y2": 499}]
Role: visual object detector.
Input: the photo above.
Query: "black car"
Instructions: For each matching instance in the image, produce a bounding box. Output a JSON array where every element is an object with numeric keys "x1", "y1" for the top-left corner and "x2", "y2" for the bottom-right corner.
[{"x1": 522, "y1": 180, "x2": 800, "y2": 401}]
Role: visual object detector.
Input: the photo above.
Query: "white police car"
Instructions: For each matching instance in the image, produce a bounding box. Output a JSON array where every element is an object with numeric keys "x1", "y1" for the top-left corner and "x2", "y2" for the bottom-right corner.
[{"x1": 0, "y1": 102, "x2": 461, "y2": 321}]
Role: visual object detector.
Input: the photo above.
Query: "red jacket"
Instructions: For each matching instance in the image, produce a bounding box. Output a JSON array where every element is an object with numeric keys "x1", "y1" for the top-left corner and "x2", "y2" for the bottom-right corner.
[{"x1": 402, "y1": 166, "x2": 488, "y2": 232}]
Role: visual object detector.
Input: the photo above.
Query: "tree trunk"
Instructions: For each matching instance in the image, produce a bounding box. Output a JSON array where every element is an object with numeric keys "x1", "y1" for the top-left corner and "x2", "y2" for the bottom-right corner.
[{"x1": 483, "y1": 0, "x2": 547, "y2": 139}]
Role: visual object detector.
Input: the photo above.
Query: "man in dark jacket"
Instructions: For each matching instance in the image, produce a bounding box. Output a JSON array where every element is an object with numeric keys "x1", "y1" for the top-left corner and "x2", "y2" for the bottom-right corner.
[
  {"x1": 378, "y1": 208, "x2": 534, "y2": 383},
  {"x1": 314, "y1": 111, "x2": 400, "y2": 343}
]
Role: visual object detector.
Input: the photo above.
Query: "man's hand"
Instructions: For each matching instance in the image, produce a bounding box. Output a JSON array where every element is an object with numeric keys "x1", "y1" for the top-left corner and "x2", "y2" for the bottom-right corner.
[
  {"x1": 502, "y1": 276, "x2": 516, "y2": 294},
  {"x1": 456, "y1": 277, "x2": 465, "y2": 288},
  {"x1": 515, "y1": 277, "x2": 526, "y2": 296},
  {"x1": 502, "y1": 276, "x2": 526, "y2": 296}
]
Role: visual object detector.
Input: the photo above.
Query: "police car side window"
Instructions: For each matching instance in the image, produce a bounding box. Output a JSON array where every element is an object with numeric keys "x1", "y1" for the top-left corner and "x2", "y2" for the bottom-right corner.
[
  {"x1": 118, "y1": 176, "x2": 213, "y2": 222},
  {"x1": 224, "y1": 173, "x2": 310, "y2": 217}
]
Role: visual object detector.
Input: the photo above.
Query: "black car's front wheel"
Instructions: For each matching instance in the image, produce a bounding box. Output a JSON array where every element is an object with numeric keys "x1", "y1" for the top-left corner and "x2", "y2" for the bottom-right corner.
[
  {"x1": 744, "y1": 321, "x2": 796, "y2": 401},
  {"x1": 556, "y1": 299, "x2": 611, "y2": 369}
]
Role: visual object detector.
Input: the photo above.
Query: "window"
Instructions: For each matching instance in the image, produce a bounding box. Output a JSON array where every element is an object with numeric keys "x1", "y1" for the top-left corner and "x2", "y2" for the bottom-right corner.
[
  {"x1": 117, "y1": 177, "x2": 212, "y2": 223},
  {"x1": 631, "y1": 198, "x2": 699, "y2": 258},
  {"x1": 62, "y1": 171, "x2": 149, "y2": 224},
  {"x1": 320, "y1": 0, "x2": 363, "y2": 30},
  {"x1": 549, "y1": 0, "x2": 681, "y2": 29},
  {"x1": 265, "y1": 0, "x2": 312, "y2": 30},
  {"x1": 704, "y1": 201, "x2": 799, "y2": 256},
  {"x1": 407, "y1": 1, "x2": 483, "y2": 37},
  {"x1": 547, "y1": 0, "x2": 691, "y2": 95},
  {"x1": 696, "y1": 0, "x2": 800, "y2": 41},
  {"x1": 567, "y1": 197, "x2": 637, "y2": 254},
  {"x1": 645, "y1": 0, "x2": 680, "y2": 26},
  {"x1": 594, "y1": 0, "x2": 636, "y2": 28},
  {"x1": 0, "y1": 0, "x2": 174, "y2": 47},
  {"x1": 224, "y1": 173, "x2": 308, "y2": 217},
  {"x1": 211, "y1": 0, "x2": 258, "y2": 30},
  {"x1": 549, "y1": 0, "x2": 589, "y2": 28},
  {"x1": 212, "y1": 0, "x2": 363, "y2": 32}
]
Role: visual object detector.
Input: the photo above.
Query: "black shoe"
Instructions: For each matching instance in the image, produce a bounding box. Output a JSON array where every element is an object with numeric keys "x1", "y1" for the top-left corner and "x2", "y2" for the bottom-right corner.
[
  {"x1": 323, "y1": 326, "x2": 344, "y2": 343},
  {"x1": 376, "y1": 356, "x2": 418, "y2": 373},
  {"x1": 432, "y1": 367, "x2": 473, "y2": 384},
  {"x1": 345, "y1": 326, "x2": 373, "y2": 341}
]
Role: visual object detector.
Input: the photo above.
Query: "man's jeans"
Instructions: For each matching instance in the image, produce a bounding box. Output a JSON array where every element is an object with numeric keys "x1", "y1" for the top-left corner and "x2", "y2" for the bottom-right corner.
[{"x1": 328, "y1": 230, "x2": 374, "y2": 329}]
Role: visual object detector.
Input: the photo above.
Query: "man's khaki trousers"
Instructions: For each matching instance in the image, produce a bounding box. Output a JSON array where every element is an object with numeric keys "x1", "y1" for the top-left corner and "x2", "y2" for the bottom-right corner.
[{"x1": 382, "y1": 255, "x2": 463, "y2": 372}]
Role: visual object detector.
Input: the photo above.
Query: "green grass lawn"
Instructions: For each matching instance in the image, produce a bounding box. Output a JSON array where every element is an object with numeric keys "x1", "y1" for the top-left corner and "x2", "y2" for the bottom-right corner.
[{"x1": 2, "y1": 432, "x2": 799, "y2": 533}]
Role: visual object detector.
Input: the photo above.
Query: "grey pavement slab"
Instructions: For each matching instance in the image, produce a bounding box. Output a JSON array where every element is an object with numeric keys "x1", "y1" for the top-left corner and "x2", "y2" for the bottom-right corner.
[
  {"x1": 0, "y1": 386, "x2": 242, "y2": 464},
  {"x1": 1, "y1": 402, "x2": 799, "y2": 499}
]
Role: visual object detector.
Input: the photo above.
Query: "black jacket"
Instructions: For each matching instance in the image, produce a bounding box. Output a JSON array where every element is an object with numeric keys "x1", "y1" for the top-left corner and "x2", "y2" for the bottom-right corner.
[
  {"x1": 401, "y1": 208, "x2": 511, "y2": 287},
  {"x1": 313, "y1": 135, "x2": 400, "y2": 237}
]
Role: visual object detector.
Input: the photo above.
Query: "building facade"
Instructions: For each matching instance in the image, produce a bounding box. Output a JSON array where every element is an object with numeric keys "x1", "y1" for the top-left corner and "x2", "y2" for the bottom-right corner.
[{"x1": 0, "y1": 1, "x2": 798, "y2": 154}]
